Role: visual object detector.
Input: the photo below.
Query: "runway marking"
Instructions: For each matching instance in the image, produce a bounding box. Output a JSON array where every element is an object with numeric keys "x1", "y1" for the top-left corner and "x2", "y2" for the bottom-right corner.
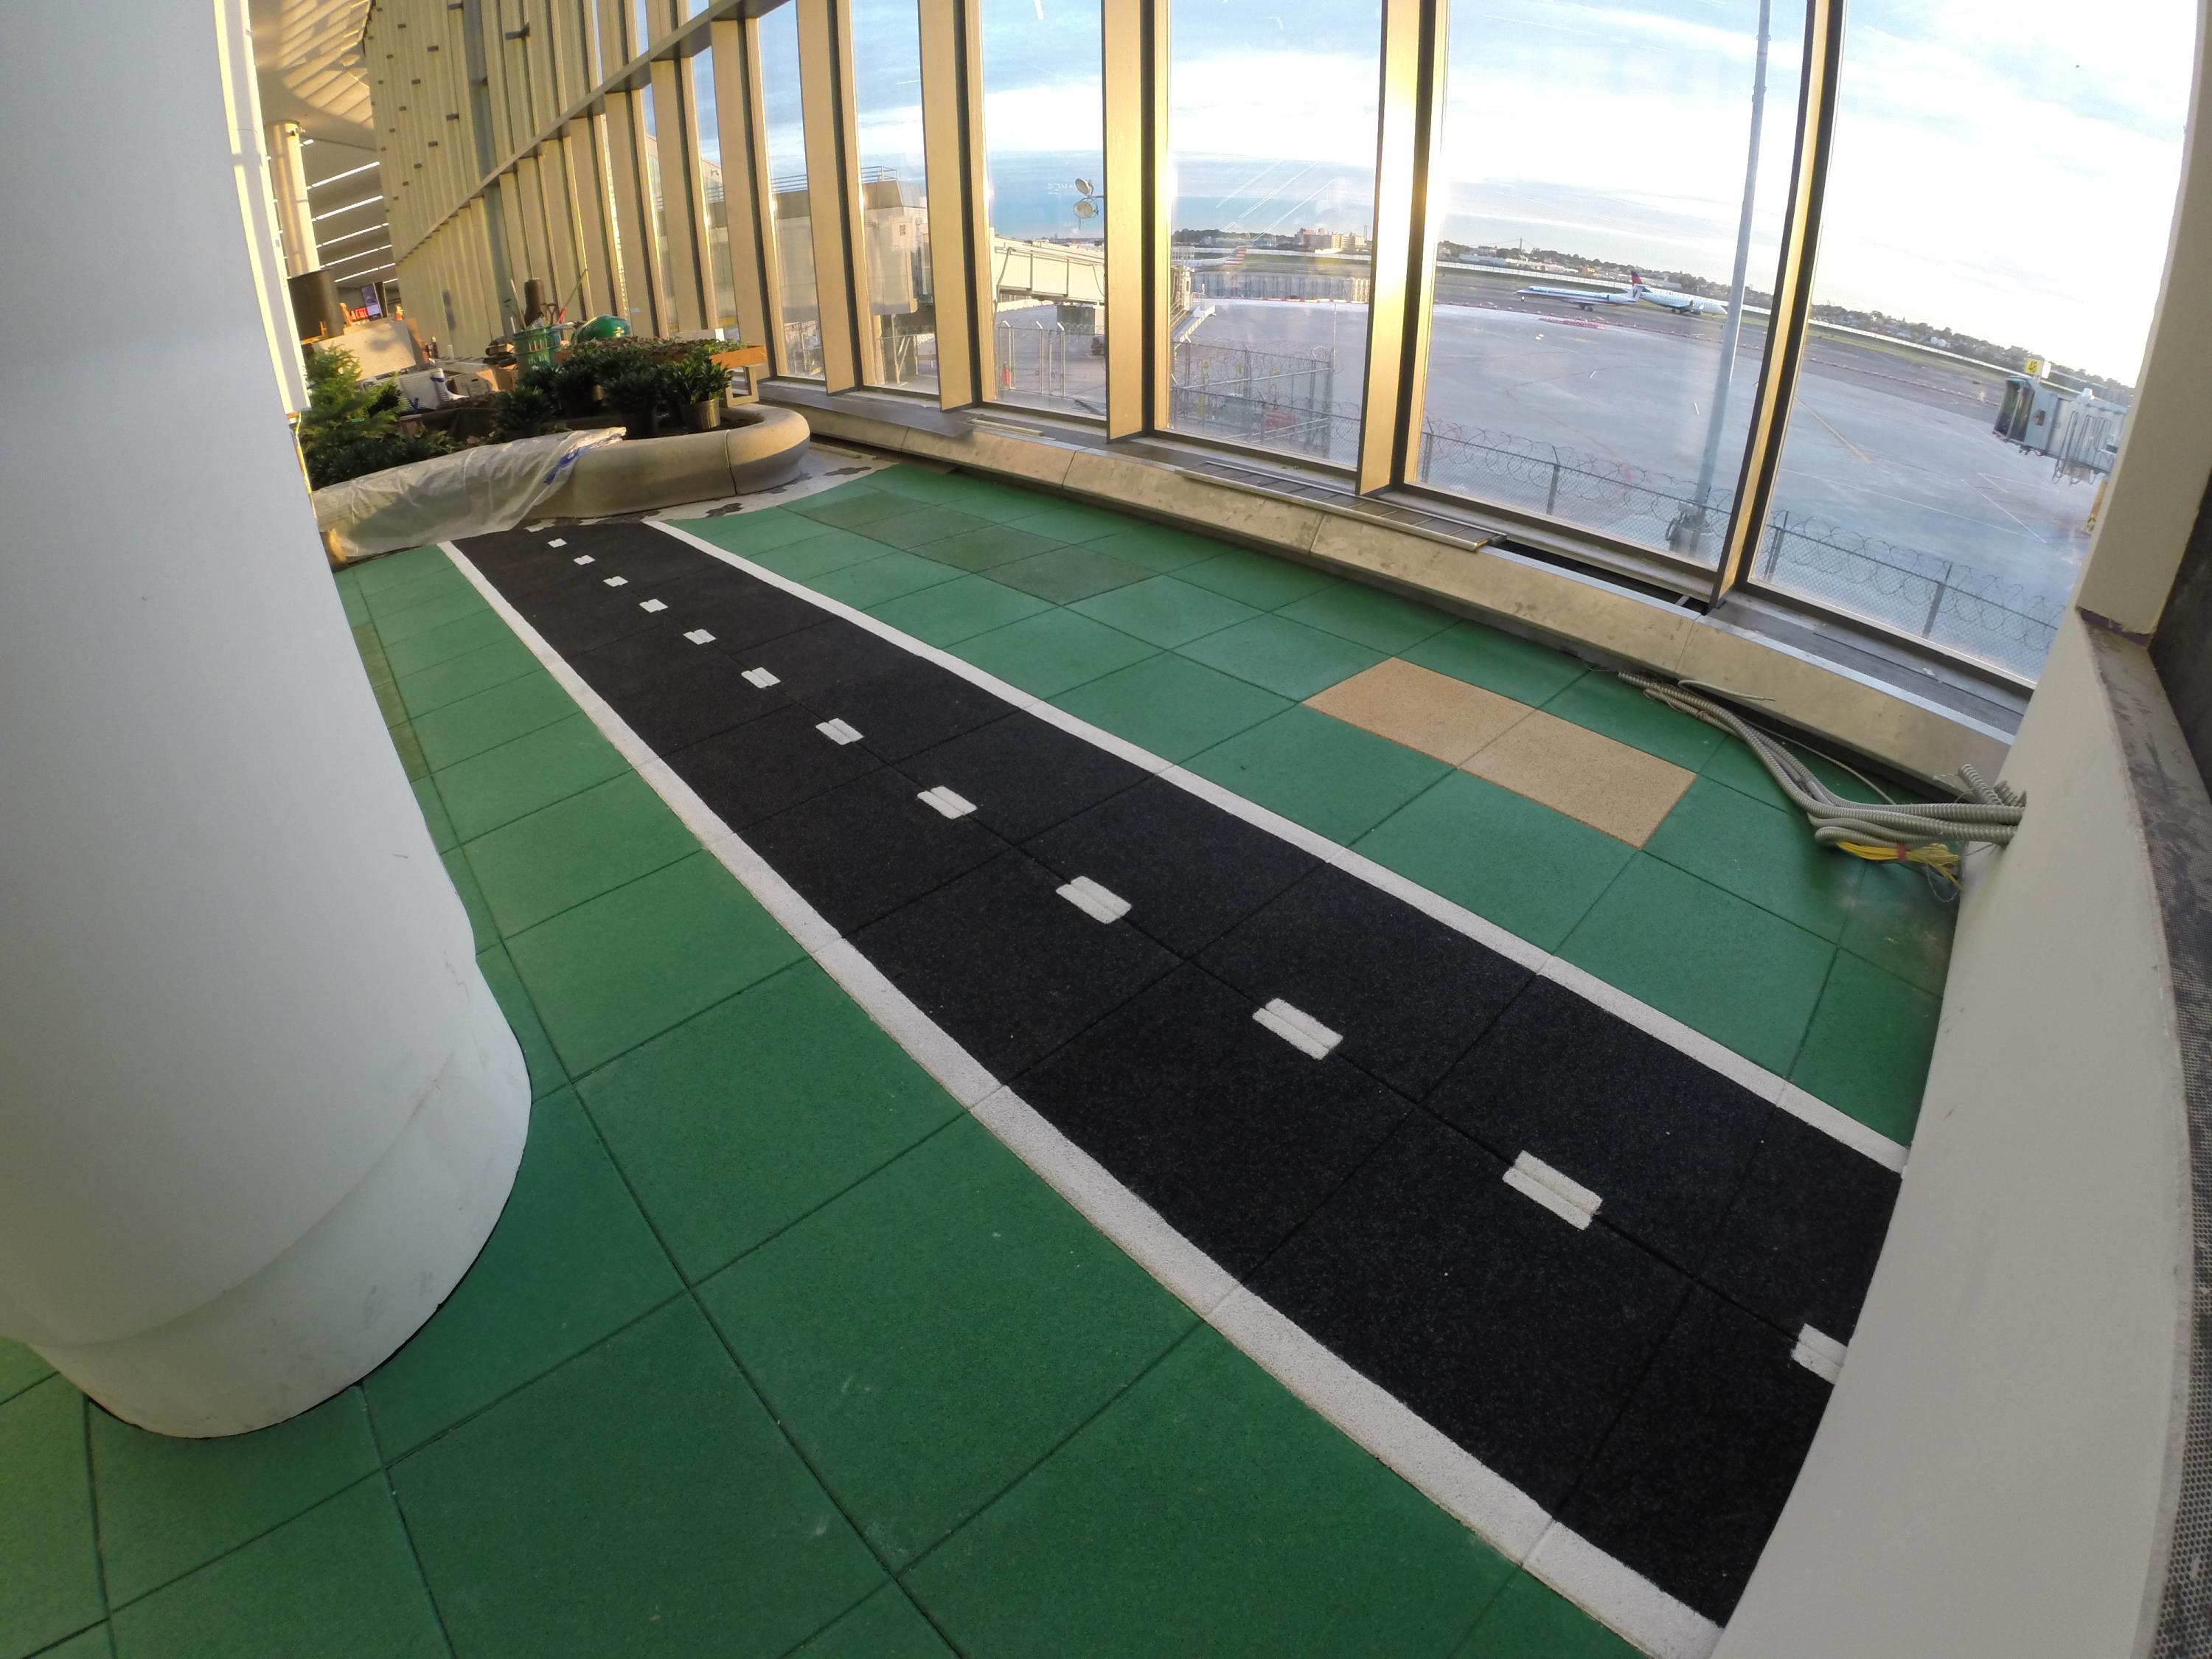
[
  {"x1": 815, "y1": 717, "x2": 863, "y2": 745},
  {"x1": 918, "y1": 785, "x2": 977, "y2": 820},
  {"x1": 602, "y1": 574, "x2": 629, "y2": 587},
  {"x1": 1791, "y1": 1325, "x2": 1847, "y2": 1385},
  {"x1": 1803, "y1": 403, "x2": 1871, "y2": 465},
  {"x1": 742, "y1": 667, "x2": 781, "y2": 688},
  {"x1": 684, "y1": 628, "x2": 716, "y2": 644},
  {"x1": 1503, "y1": 1152, "x2": 1603, "y2": 1230},
  {"x1": 1253, "y1": 998, "x2": 1343, "y2": 1060},
  {"x1": 639, "y1": 599, "x2": 667, "y2": 613},
  {"x1": 547, "y1": 537, "x2": 567, "y2": 548},
  {"x1": 1056, "y1": 875, "x2": 1130, "y2": 924},
  {"x1": 571, "y1": 554, "x2": 594, "y2": 566}
]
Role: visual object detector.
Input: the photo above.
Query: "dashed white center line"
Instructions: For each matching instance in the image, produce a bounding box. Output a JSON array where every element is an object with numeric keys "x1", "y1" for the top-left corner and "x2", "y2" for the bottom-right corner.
[
  {"x1": 603, "y1": 575, "x2": 628, "y2": 587},
  {"x1": 684, "y1": 628, "x2": 717, "y2": 644},
  {"x1": 742, "y1": 667, "x2": 781, "y2": 689},
  {"x1": 572, "y1": 554, "x2": 594, "y2": 566},
  {"x1": 547, "y1": 537, "x2": 567, "y2": 548},
  {"x1": 1253, "y1": 998, "x2": 1341, "y2": 1060},
  {"x1": 1792, "y1": 1324, "x2": 1847, "y2": 1384},
  {"x1": 640, "y1": 599, "x2": 667, "y2": 613},
  {"x1": 1057, "y1": 876, "x2": 1131, "y2": 924},
  {"x1": 1502, "y1": 1152, "x2": 1602, "y2": 1230},
  {"x1": 917, "y1": 786, "x2": 977, "y2": 819},
  {"x1": 816, "y1": 718, "x2": 863, "y2": 745}
]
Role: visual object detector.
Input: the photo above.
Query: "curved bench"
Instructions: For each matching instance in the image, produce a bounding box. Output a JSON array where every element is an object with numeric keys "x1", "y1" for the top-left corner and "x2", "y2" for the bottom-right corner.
[{"x1": 535, "y1": 405, "x2": 810, "y2": 519}]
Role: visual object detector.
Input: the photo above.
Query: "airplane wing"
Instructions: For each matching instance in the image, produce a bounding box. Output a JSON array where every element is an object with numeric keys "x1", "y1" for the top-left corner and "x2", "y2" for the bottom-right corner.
[{"x1": 1517, "y1": 285, "x2": 1635, "y2": 307}]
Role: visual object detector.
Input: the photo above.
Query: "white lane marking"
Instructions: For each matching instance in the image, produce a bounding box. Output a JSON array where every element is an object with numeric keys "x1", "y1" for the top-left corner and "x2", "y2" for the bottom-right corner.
[
  {"x1": 1792, "y1": 1324, "x2": 1847, "y2": 1384},
  {"x1": 1253, "y1": 998, "x2": 1341, "y2": 1059},
  {"x1": 1057, "y1": 876, "x2": 1130, "y2": 924},
  {"x1": 445, "y1": 535, "x2": 1721, "y2": 1659},
  {"x1": 548, "y1": 537, "x2": 567, "y2": 547},
  {"x1": 742, "y1": 666, "x2": 781, "y2": 689},
  {"x1": 918, "y1": 786, "x2": 977, "y2": 819},
  {"x1": 640, "y1": 599, "x2": 667, "y2": 613},
  {"x1": 642, "y1": 517, "x2": 1893, "y2": 1175},
  {"x1": 602, "y1": 574, "x2": 628, "y2": 587},
  {"x1": 572, "y1": 554, "x2": 594, "y2": 565},
  {"x1": 816, "y1": 718, "x2": 863, "y2": 745},
  {"x1": 1503, "y1": 1152, "x2": 1602, "y2": 1229},
  {"x1": 684, "y1": 628, "x2": 716, "y2": 644}
]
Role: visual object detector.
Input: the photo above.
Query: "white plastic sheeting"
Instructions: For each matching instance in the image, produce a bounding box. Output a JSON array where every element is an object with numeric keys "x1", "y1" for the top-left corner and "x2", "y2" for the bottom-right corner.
[{"x1": 313, "y1": 429, "x2": 625, "y2": 560}]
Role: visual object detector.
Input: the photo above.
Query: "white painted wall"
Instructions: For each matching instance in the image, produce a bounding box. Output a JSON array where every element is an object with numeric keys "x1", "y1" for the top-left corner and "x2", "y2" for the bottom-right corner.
[{"x1": 0, "y1": 0, "x2": 526, "y2": 1435}]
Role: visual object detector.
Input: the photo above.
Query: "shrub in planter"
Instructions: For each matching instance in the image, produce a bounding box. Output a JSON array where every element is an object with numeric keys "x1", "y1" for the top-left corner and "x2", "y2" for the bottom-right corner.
[
  {"x1": 664, "y1": 352, "x2": 730, "y2": 431},
  {"x1": 310, "y1": 429, "x2": 460, "y2": 486},
  {"x1": 490, "y1": 382, "x2": 560, "y2": 441},
  {"x1": 298, "y1": 345, "x2": 442, "y2": 487},
  {"x1": 597, "y1": 357, "x2": 681, "y2": 438}
]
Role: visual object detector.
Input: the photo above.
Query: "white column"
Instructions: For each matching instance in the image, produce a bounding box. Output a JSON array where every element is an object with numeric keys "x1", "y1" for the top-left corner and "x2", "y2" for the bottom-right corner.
[
  {"x1": 266, "y1": 118, "x2": 319, "y2": 276},
  {"x1": 0, "y1": 0, "x2": 528, "y2": 1437}
]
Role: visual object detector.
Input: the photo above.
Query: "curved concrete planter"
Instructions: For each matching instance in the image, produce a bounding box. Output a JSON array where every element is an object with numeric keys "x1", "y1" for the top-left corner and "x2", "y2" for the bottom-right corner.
[{"x1": 536, "y1": 406, "x2": 811, "y2": 519}]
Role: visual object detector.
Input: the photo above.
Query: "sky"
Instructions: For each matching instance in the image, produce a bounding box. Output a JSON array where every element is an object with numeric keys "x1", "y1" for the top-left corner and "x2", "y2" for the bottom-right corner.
[{"x1": 753, "y1": 0, "x2": 2194, "y2": 380}]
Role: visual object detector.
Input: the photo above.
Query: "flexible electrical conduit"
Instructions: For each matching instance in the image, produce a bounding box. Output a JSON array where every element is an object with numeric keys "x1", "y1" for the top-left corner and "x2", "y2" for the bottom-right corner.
[{"x1": 1619, "y1": 670, "x2": 2025, "y2": 849}]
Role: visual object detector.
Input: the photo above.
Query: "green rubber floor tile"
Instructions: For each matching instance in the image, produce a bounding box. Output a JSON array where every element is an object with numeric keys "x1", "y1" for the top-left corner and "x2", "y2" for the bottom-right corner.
[
  {"x1": 580, "y1": 961, "x2": 961, "y2": 1281},
  {"x1": 364, "y1": 1090, "x2": 679, "y2": 1456},
  {"x1": 913, "y1": 523, "x2": 1062, "y2": 573},
  {"x1": 1697, "y1": 730, "x2": 1892, "y2": 815},
  {"x1": 108, "y1": 1478, "x2": 445, "y2": 1659},
  {"x1": 0, "y1": 1377, "x2": 100, "y2": 1659},
  {"x1": 1003, "y1": 501, "x2": 1129, "y2": 543},
  {"x1": 1541, "y1": 672, "x2": 1725, "y2": 770},
  {"x1": 956, "y1": 611, "x2": 1158, "y2": 699},
  {"x1": 394, "y1": 635, "x2": 538, "y2": 719},
  {"x1": 1644, "y1": 778, "x2": 1861, "y2": 942},
  {"x1": 0, "y1": 1340, "x2": 52, "y2": 1406},
  {"x1": 409, "y1": 776, "x2": 456, "y2": 853},
  {"x1": 990, "y1": 544, "x2": 1157, "y2": 604},
  {"x1": 745, "y1": 527, "x2": 897, "y2": 582},
  {"x1": 1083, "y1": 524, "x2": 1225, "y2": 574},
  {"x1": 411, "y1": 672, "x2": 574, "y2": 771},
  {"x1": 392, "y1": 1299, "x2": 882, "y2": 1659},
  {"x1": 337, "y1": 580, "x2": 371, "y2": 627},
  {"x1": 389, "y1": 719, "x2": 429, "y2": 782},
  {"x1": 462, "y1": 773, "x2": 699, "y2": 937},
  {"x1": 1050, "y1": 653, "x2": 1290, "y2": 762},
  {"x1": 1277, "y1": 581, "x2": 1454, "y2": 654},
  {"x1": 864, "y1": 505, "x2": 995, "y2": 551},
  {"x1": 1178, "y1": 547, "x2": 1340, "y2": 610},
  {"x1": 363, "y1": 561, "x2": 469, "y2": 619},
  {"x1": 877, "y1": 473, "x2": 1051, "y2": 524},
  {"x1": 439, "y1": 846, "x2": 498, "y2": 951},
  {"x1": 810, "y1": 550, "x2": 962, "y2": 609},
  {"x1": 371, "y1": 675, "x2": 408, "y2": 730},
  {"x1": 1177, "y1": 613, "x2": 1387, "y2": 701},
  {"x1": 1838, "y1": 862, "x2": 1955, "y2": 995},
  {"x1": 1790, "y1": 952, "x2": 1941, "y2": 1141},
  {"x1": 905, "y1": 1328, "x2": 1511, "y2": 1659},
  {"x1": 507, "y1": 853, "x2": 805, "y2": 1075},
  {"x1": 793, "y1": 1585, "x2": 951, "y2": 1658},
  {"x1": 793, "y1": 487, "x2": 910, "y2": 529},
  {"x1": 1354, "y1": 772, "x2": 1634, "y2": 950},
  {"x1": 351, "y1": 623, "x2": 394, "y2": 687},
  {"x1": 1186, "y1": 707, "x2": 1448, "y2": 844},
  {"x1": 29, "y1": 1626, "x2": 108, "y2": 1658},
  {"x1": 678, "y1": 507, "x2": 835, "y2": 557},
  {"x1": 90, "y1": 1389, "x2": 379, "y2": 1607},
  {"x1": 434, "y1": 712, "x2": 628, "y2": 843},
  {"x1": 349, "y1": 545, "x2": 449, "y2": 594},
  {"x1": 700, "y1": 1117, "x2": 1194, "y2": 1566},
  {"x1": 866, "y1": 574, "x2": 1051, "y2": 645},
  {"x1": 476, "y1": 944, "x2": 566, "y2": 1099},
  {"x1": 380, "y1": 607, "x2": 514, "y2": 679},
  {"x1": 1453, "y1": 1571, "x2": 1639, "y2": 1658},
  {"x1": 1069, "y1": 574, "x2": 1259, "y2": 648},
  {"x1": 1559, "y1": 855, "x2": 1834, "y2": 1075},
  {"x1": 371, "y1": 584, "x2": 486, "y2": 647}
]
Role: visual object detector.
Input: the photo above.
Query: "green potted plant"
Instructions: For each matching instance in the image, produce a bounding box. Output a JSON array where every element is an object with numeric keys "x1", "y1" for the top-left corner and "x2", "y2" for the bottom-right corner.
[
  {"x1": 597, "y1": 357, "x2": 678, "y2": 439},
  {"x1": 667, "y1": 351, "x2": 730, "y2": 431}
]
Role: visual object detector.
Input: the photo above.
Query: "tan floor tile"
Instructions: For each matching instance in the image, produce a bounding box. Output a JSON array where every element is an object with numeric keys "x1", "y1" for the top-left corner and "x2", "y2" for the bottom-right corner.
[
  {"x1": 1304, "y1": 658, "x2": 1531, "y2": 765},
  {"x1": 1461, "y1": 709, "x2": 1694, "y2": 846}
]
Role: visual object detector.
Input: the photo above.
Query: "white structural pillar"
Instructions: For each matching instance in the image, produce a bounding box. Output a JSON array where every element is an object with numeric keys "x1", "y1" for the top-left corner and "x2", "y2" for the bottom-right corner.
[
  {"x1": 267, "y1": 118, "x2": 320, "y2": 276},
  {"x1": 0, "y1": 2, "x2": 528, "y2": 1436}
]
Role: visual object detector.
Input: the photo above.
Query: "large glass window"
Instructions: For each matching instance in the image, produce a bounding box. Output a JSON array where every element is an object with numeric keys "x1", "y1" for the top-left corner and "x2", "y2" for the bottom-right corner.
[
  {"x1": 978, "y1": 0, "x2": 1105, "y2": 417},
  {"x1": 639, "y1": 83, "x2": 672, "y2": 321},
  {"x1": 758, "y1": 3, "x2": 821, "y2": 377},
  {"x1": 691, "y1": 50, "x2": 737, "y2": 330},
  {"x1": 1165, "y1": 0, "x2": 1382, "y2": 465},
  {"x1": 850, "y1": 0, "x2": 936, "y2": 392},
  {"x1": 1416, "y1": 1, "x2": 1801, "y2": 567},
  {"x1": 1752, "y1": 1, "x2": 2190, "y2": 678}
]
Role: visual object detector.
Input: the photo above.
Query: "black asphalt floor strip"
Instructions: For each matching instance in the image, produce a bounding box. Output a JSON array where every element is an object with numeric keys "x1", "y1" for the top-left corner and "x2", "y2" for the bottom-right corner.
[{"x1": 455, "y1": 522, "x2": 1905, "y2": 1628}]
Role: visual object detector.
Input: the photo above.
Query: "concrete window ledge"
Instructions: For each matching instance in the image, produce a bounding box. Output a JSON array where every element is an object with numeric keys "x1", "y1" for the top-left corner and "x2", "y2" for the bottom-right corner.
[
  {"x1": 771, "y1": 383, "x2": 2014, "y2": 788},
  {"x1": 1714, "y1": 611, "x2": 2212, "y2": 1659}
]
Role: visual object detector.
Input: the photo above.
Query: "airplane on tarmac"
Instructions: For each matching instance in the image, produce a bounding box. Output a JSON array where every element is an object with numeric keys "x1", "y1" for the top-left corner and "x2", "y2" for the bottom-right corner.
[{"x1": 1515, "y1": 271, "x2": 1727, "y2": 316}]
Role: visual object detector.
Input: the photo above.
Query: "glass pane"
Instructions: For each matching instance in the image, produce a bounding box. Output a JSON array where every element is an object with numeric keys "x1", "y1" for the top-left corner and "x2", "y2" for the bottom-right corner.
[
  {"x1": 1165, "y1": 0, "x2": 1382, "y2": 465},
  {"x1": 759, "y1": 4, "x2": 821, "y2": 377},
  {"x1": 1755, "y1": 3, "x2": 2190, "y2": 678},
  {"x1": 631, "y1": 0, "x2": 650, "y2": 57},
  {"x1": 850, "y1": 0, "x2": 936, "y2": 392},
  {"x1": 978, "y1": 0, "x2": 1105, "y2": 417},
  {"x1": 1417, "y1": 0, "x2": 1801, "y2": 567},
  {"x1": 639, "y1": 84, "x2": 671, "y2": 322},
  {"x1": 692, "y1": 51, "x2": 737, "y2": 329}
]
